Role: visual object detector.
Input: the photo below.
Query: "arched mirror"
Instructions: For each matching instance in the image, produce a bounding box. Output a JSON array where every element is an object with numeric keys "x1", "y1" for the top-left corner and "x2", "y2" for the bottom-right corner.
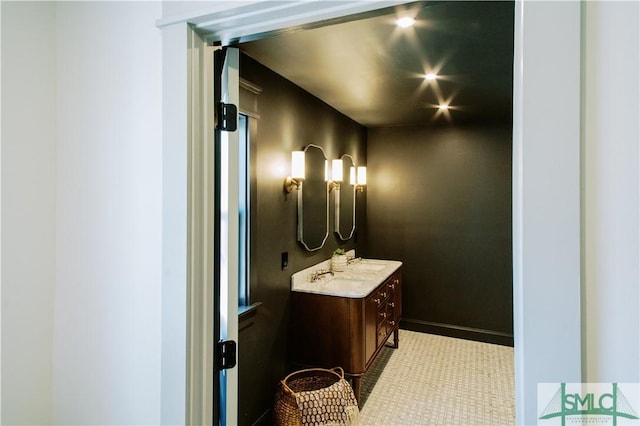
[
  {"x1": 335, "y1": 154, "x2": 356, "y2": 240},
  {"x1": 298, "y1": 144, "x2": 329, "y2": 251}
]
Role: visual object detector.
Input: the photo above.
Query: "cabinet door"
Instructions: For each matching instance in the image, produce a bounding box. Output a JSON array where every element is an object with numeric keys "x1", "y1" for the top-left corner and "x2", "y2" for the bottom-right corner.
[
  {"x1": 386, "y1": 299, "x2": 396, "y2": 330},
  {"x1": 364, "y1": 293, "x2": 378, "y2": 363},
  {"x1": 387, "y1": 272, "x2": 402, "y2": 327},
  {"x1": 389, "y1": 272, "x2": 402, "y2": 324}
]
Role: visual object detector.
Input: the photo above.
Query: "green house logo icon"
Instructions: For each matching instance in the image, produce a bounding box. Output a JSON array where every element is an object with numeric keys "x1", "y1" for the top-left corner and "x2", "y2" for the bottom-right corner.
[{"x1": 539, "y1": 383, "x2": 639, "y2": 426}]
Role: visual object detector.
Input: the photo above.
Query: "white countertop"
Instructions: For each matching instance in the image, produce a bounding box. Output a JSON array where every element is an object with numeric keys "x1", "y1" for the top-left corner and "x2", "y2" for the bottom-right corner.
[{"x1": 291, "y1": 256, "x2": 402, "y2": 298}]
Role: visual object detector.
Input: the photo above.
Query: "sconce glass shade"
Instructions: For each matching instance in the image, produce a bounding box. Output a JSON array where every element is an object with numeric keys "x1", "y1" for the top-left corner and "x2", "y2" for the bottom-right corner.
[
  {"x1": 350, "y1": 167, "x2": 356, "y2": 185},
  {"x1": 291, "y1": 151, "x2": 305, "y2": 179},
  {"x1": 332, "y1": 159, "x2": 343, "y2": 182},
  {"x1": 357, "y1": 167, "x2": 367, "y2": 185}
]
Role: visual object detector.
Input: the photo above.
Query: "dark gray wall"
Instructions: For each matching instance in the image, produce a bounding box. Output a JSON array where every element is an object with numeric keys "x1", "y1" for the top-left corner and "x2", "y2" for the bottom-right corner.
[
  {"x1": 237, "y1": 53, "x2": 513, "y2": 424},
  {"x1": 238, "y1": 54, "x2": 367, "y2": 425},
  {"x1": 365, "y1": 124, "x2": 513, "y2": 345}
]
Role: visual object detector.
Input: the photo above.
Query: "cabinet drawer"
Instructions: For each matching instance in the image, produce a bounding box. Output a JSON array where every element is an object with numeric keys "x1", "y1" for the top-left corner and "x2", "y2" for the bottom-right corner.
[
  {"x1": 377, "y1": 308, "x2": 388, "y2": 327},
  {"x1": 372, "y1": 287, "x2": 389, "y2": 305},
  {"x1": 377, "y1": 319, "x2": 389, "y2": 343},
  {"x1": 387, "y1": 275, "x2": 400, "y2": 292}
]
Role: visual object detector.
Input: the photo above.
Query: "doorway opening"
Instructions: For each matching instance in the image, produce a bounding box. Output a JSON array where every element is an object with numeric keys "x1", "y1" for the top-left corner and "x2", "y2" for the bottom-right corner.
[{"x1": 221, "y1": 1, "x2": 515, "y2": 424}]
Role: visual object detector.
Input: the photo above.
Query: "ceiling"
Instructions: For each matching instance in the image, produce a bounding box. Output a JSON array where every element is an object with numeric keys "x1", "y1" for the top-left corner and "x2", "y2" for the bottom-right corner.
[{"x1": 238, "y1": 1, "x2": 515, "y2": 127}]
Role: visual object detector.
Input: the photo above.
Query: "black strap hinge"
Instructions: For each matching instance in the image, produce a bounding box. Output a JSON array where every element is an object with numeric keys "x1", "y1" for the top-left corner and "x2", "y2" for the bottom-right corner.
[
  {"x1": 216, "y1": 102, "x2": 238, "y2": 131},
  {"x1": 216, "y1": 340, "x2": 237, "y2": 371}
]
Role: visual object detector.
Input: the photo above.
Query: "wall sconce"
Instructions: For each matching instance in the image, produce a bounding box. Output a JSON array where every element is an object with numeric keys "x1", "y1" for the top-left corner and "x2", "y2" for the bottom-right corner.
[
  {"x1": 284, "y1": 151, "x2": 305, "y2": 193},
  {"x1": 328, "y1": 159, "x2": 343, "y2": 191},
  {"x1": 355, "y1": 166, "x2": 366, "y2": 192}
]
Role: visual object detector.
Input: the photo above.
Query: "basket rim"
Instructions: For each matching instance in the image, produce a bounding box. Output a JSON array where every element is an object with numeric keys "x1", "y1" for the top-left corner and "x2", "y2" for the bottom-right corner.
[{"x1": 280, "y1": 366, "x2": 345, "y2": 395}]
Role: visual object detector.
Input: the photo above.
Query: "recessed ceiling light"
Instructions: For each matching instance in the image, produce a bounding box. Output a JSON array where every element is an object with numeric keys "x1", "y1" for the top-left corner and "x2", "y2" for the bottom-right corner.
[
  {"x1": 438, "y1": 104, "x2": 449, "y2": 110},
  {"x1": 425, "y1": 73, "x2": 437, "y2": 81},
  {"x1": 396, "y1": 17, "x2": 415, "y2": 28}
]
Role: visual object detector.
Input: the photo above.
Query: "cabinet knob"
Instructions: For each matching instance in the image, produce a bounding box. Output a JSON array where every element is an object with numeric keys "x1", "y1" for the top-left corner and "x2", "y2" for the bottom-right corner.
[
  {"x1": 389, "y1": 302, "x2": 395, "y2": 308},
  {"x1": 373, "y1": 298, "x2": 381, "y2": 304},
  {"x1": 394, "y1": 279, "x2": 399, "y2": 285},
  {"x1": 381, "y1": 292, "x2": 387, "y2": 298},
  {"x1": 389, "y1": 283, "x2": 395, "y2": 290},
  {"x1": 379, "y1": 312, "x2": 387, "y2": 318},
  {"x1": 389, "y1": 320, "x2": 396, "y2": 326}
]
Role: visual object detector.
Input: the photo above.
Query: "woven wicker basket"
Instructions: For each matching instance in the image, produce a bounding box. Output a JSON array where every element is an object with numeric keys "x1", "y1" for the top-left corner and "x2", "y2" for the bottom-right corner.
[{"x1": 274, "y1": 367, "x2": 359, "y2": 426}]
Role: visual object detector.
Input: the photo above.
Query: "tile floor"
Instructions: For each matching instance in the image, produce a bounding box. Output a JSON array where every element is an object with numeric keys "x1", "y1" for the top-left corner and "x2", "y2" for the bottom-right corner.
[{"x1": 358, "y1": 330, "x2": 515, "y2": 425}]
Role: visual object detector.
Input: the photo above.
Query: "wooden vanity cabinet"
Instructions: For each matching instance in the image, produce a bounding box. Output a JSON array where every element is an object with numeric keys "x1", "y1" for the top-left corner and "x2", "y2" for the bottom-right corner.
[{"x1": 290, "y1": 269, "x2": 402, "y2": 401}]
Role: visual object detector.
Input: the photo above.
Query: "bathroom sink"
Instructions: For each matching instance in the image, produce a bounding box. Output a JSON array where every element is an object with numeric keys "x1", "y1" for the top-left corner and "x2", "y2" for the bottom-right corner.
[
  {"x1": 322, "y1": 278, "x2": 366, "y2": 288},
  {"x1": 318, "y1": 278, "x2": 369, "y2": 295},
  {"x1": 291, "y1": 258, "x2": 401, "y2": 298},
  {"x1": 351, "y1": 262, "x2": 387, "y2": 272}
]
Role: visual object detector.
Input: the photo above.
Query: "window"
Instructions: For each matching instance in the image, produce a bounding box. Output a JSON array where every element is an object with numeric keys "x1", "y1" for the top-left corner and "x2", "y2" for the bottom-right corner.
[{"x1": 238, "y1": 113, "x2": 250, "y2": 307}]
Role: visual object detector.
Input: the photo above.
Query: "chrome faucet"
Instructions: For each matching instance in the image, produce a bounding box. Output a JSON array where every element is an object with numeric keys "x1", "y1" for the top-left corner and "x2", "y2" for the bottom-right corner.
[{"x1": 310, "y1": 269, "x2": 334, "y2": 282}]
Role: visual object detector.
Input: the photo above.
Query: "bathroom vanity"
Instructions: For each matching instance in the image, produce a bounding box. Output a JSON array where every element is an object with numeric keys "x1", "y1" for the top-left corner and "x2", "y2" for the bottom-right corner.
[{"x1": 290, "y1": 258, "x2": 402, "y2": 401}]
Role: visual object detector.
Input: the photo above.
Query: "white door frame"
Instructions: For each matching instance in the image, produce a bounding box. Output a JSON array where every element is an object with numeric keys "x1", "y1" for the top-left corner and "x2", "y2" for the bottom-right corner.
[
  {"x1": 159, "y1": 2, "x2": 584, "y2": 425},
  {"x1": 185, "y1": 30, "x2": 216, "y2": 426}
]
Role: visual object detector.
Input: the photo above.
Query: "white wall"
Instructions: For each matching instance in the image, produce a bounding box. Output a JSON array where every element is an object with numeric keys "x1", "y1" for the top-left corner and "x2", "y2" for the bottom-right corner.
[
  {"x1": 161, "y1": 22, "x2": 188, "y2": 426},
  {"x1": 2, "y1": 2, "x2": 164, "y2": 424},
  {"x1": 583, "y1": 1, "x2": 640, "y2": 383},
  {"x1": 162, "y1": 0, "x2": 241, "y2": 20},
  {"x1": 52, "y1": 2, "x2": 163, "y2": 424},
  {"x1": 1, "y1": 2, "x2": 57, "y2": 424}
]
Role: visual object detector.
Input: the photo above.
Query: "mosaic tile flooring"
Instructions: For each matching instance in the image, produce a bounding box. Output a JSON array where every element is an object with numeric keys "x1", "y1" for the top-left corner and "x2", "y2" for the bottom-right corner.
[{"x1": 358, "y1": 330, "x2": 515, "y2": 425}]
